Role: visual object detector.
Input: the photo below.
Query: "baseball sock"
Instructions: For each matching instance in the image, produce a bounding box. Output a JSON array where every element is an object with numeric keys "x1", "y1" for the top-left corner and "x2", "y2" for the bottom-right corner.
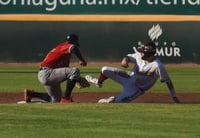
[
  {"x1": 64, "y1": 79, "x2": 76, "y2": 98},
  {"x1": 98, "y1": 73, "x2": 107, "y2": 83},
  {"x1": 32, "y1": 92, "x2": 51, "y2": 102}
]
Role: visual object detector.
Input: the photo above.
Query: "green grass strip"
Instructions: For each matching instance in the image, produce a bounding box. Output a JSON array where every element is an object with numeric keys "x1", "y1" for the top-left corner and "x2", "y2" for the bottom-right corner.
[
  {"x1": 0, "y1": 103, "x2": 199, "y2": 138},
  {"x1": 0, "y1": 66, "x2": 199, "y2": 93}
]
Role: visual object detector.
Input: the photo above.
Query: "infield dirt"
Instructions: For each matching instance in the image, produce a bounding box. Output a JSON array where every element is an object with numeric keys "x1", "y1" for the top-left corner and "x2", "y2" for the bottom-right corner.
[{"x1": 0, "y1": 92, "x2": 199, "y2": 104}]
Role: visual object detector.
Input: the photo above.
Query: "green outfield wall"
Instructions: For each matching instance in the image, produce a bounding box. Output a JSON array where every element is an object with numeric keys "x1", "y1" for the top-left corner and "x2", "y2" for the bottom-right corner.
[
  {"x1": 0, "y1": 21, "x2": 199, "y2": 63},
  {"x1": 0, "y1": 0, "x2": 200, "y2": 63}
]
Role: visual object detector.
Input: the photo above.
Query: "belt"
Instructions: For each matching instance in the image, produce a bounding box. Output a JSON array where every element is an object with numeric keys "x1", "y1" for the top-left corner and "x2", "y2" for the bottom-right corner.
[{"x1": 39, "y1": 67, "x2": 49, "y2": 70}]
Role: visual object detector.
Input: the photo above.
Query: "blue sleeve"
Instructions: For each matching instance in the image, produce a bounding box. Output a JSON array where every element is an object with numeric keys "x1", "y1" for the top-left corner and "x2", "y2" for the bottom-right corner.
[{"x1": 70, "y1": 45, "x2": 85, "y2": 61}]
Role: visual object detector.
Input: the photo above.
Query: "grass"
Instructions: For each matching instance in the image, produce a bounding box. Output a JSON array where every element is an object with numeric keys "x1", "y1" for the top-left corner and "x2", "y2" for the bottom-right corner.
[
  {"x1": 148, "y1": 67, "x2": 200, "y2": 92},
  {"x1": 0, "y1": 65, "x2": 200, "y2": 93},
  {"x1": 0, "y1": 104, "x2": 199, "y2": 138},
  {"x1": 0, "y1": 65, "x2": 199, "y2": 138}
]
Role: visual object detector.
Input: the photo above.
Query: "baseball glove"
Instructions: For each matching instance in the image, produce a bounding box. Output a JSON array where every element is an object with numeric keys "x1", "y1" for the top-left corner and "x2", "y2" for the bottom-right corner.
[{"x1": 75, "y1": 76, "x2": 90, "y2": 89}]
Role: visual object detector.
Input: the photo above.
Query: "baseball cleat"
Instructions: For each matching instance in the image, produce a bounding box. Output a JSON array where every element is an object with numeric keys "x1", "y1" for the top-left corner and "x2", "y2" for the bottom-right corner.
[
  {"x1": 98, "y1": 96, "x2": 115, "y2": 103},
  {"x1": 60, "y1": 97, "x2": 74, "y2": 103},
  {"x1": 24, "y1": 88, "x2": 33, "y2": 103},
  {"x1": 85, "y1": 75, "x2": 102, "y2": 88}
]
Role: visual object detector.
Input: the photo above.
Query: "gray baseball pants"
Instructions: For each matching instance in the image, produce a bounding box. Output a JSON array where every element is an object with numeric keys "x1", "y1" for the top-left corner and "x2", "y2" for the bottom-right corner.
[{"x1": 38, "y1": 67, "x2": 80, "y2": 102}]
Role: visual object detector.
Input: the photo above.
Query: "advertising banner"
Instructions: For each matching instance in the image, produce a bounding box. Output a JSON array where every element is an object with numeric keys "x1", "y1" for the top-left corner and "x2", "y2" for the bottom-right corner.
[{"x1": 0, "y1": 0, "x2": 200, "y2": 14}]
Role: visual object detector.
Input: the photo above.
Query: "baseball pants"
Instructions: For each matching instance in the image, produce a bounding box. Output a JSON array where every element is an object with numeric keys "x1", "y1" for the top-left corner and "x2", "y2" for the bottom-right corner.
[
  {"x1": 38, "y1": 67, "x2": 80, "y2": 102},
  {"x1": 101, "y1": 66, "x2": 144, "y2": 103}
]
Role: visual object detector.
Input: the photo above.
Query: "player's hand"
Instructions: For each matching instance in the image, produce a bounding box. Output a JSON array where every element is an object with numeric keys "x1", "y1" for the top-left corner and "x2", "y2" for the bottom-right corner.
[
  {"x1": 172, "y1": 96, "x2": 180, "y2": 103},
  {"x1": 79, "y1": 60, "x2": 87, "y2": 66},
  {"x1": 121, "y1": 57, "x2": 129, "y2": 68}
]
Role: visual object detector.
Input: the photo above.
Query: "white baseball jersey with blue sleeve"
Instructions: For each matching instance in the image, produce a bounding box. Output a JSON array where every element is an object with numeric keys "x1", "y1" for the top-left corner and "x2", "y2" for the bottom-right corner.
[
  {"x1": 127, "y1": 52, "x2": 170, "y2": 91},
  {"x1": 101, "y1": 52, "x2": 172, "y2": 103}
]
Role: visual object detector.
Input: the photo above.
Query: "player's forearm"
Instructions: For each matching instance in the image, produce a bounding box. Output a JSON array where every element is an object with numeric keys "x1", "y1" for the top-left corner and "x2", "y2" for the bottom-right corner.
[
  {"x1": 166, "y1": 80, "x2": 176, "y2": 97},
  {"x1": 166, "y1": 80, "x2": 180, "y2": 103},
  {"x1": 71, "y1": 46, "x2": 86, "y2": 61},
  {"x1": 169, "y1": 88, "x2": 176, "y2": 97}
]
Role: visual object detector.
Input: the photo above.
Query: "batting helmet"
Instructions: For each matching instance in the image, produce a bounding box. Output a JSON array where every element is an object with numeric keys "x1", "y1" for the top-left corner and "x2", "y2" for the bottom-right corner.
[
  {"x1": 66, "y1": 34, "x2": 79, "y2": 46},
  {"x1": 137, "y1": 41, "x2": 156, "y2": 59}
]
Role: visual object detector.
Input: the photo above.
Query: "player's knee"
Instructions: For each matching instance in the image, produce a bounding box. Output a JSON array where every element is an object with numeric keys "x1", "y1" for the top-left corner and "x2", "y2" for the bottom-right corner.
[
  {"x1": 70, "y1": 67, "x2": 80, "y2": 80},
  {"x1": 51, "y1": 96, "x2": 61, "y2": 103},
  {"x1": 38, "y1": 74, "x2": 48, "y2": 85},
  {"x1": 102, "y1": 66, "x2": 114, "y2": 75},
  {"x1": 101, "y1": 66, "x2": 109, "y2": 74}
]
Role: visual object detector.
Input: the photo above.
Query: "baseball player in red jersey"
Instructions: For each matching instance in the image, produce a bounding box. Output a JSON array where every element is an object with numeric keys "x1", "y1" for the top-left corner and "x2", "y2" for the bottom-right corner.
[
  {"x1": 86, "y1": 41, "x2": 180, "y2": 103},
  {"x1": 24, "y1": 34, "x2": 87, "y2": 103}
]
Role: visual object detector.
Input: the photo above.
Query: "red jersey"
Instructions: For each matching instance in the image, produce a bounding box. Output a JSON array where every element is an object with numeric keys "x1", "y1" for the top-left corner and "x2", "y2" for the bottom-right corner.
[{"x1": 40, "y1": 42, "x2": 73, "y2": 68}]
